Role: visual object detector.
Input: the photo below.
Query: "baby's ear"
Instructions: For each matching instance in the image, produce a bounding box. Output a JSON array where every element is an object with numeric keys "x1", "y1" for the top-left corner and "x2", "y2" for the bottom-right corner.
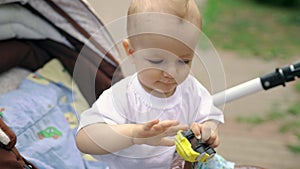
[
  {"x1": 122, "y1": 39, "x2": 134, "y2": 56},
  {"x1": 122, "y1": 39, "x2": 135, "y2": 63}
]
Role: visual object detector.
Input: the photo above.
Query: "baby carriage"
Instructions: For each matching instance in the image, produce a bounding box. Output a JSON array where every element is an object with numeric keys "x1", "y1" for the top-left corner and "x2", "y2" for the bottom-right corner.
[{"x1": 0, "y1": 0, "x2": 299, "y2": 168}]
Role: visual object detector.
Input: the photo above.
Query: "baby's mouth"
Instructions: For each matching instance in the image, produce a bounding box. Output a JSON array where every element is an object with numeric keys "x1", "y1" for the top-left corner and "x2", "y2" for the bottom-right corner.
[{"x1": 160, "y1": 79, "x2": 177, "y2": 84}]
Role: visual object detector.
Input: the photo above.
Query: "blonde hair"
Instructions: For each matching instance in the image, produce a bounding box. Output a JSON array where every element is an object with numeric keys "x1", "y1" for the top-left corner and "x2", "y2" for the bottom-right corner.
[{"x1": 127, "y1": 0, "x2": 202, "y2": 30}]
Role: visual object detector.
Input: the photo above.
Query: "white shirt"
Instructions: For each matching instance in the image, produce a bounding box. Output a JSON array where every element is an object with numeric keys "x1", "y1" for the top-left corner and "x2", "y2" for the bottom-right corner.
[{"x1": 78, "y1": 73, "x2": 224, "y2": 169}]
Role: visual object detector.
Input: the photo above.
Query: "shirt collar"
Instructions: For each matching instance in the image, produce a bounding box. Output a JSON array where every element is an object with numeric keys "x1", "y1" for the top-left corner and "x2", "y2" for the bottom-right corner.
[{"x1": 130, "y1": 73, "x2": 182, "y2": 109}]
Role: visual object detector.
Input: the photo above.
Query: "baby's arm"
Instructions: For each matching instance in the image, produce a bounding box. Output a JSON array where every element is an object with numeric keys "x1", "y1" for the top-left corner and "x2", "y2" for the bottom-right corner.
[{"x1": 76, "y1": 119, "x2": 188, "y2": 155}]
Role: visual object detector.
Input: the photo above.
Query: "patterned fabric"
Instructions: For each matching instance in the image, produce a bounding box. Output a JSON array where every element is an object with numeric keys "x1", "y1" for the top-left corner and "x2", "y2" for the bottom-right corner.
[
  {"x1": 170, "y1": 153, "x2": 185, "y2": 169},
  {"x1": 0, "y1": 59, "x2": 107, "y2": 169},
  {"x1": 196, "y1": 154, "x2": 235, "y2": 169},
  {"x1": 234, "y1": 166, "x2": 266, "y2": 169}
]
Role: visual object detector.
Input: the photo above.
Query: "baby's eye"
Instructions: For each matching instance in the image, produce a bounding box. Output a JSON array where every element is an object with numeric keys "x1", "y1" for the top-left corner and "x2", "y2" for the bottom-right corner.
[
  {"x1": 147, "y1": 59, "x2": 163, "y2": 64},
  {"x1": 178, "y1": 60, "x2": 191, "y2": 64}
]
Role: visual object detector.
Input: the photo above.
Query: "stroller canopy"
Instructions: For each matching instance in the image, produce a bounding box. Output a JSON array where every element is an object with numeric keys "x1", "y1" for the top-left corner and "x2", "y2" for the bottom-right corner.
[{"x1": 0, "y1": 0, "x2": 124, "y2": 105}]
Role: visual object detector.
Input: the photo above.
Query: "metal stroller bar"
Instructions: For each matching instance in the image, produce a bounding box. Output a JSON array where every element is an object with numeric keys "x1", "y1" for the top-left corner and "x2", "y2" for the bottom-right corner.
[{"x1": 213, "y1": 61, "x2": 300, "y2": 106}]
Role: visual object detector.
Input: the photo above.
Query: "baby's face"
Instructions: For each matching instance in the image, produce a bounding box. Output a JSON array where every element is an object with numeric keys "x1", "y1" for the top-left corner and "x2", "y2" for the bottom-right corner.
[
  {"x1": 127, "y1": 13, "x2": 200, "y2": 97},
  {"x1": 131, "y1": 35, "x2": 195, "y2": 98}
]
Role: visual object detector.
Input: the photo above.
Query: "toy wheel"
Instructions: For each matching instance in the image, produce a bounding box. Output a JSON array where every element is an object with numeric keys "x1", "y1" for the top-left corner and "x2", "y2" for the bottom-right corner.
[{"x1": 38, "y1": 134, "x2": 44, "y2": 140}]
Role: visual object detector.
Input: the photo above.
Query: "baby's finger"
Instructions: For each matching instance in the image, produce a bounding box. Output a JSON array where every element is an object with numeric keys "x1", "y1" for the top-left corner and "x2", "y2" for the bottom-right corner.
[
  {"x1": 210, "y1": 135, "x2": 220, "y2": 148},
  {"x1": 153, "y1": 120, "x2": 179, "y2": 131},
  {"x1": 190, "y1": 123, "x2": 201, "y2": 139},
  {"x1": 160, "y1": 120, "x2": 180, "y2": 128},
  {"x1": 144, "y1": 119, "x2": 159, "y2": 131},
  {"x1": 201, "y1": 124, "x2": 212, "y2": 142},
  {"x1": 206, "y1": 132, "x2": 217, "y2": 145},
  {"x1": 158, "y1": 137, "x2": 175, "y2": 146},
  {"x1": 165, "y1": 124, "x2": 189, "y2": 136}
]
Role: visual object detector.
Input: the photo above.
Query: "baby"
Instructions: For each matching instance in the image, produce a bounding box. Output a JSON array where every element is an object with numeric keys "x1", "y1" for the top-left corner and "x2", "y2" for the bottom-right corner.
[{"x1": 76, "y1": 0, "x2": 224, "y2": 168}]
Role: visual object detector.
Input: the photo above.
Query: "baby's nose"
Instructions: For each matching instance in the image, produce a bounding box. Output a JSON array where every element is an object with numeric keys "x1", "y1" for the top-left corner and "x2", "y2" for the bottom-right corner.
[{"x1": 163, "y1": 65, "x2": 177, "y2": 78}]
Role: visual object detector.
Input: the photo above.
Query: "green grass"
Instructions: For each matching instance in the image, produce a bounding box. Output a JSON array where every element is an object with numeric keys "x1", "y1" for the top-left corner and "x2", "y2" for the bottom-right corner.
[
  {"x1": 288, "y1": 144, "x2": 300, "y2": 154},
  {"x1": 236, "y1": 116, "x2": 265, "y2": 124},
  {"x1": 279, "y1": 120, "x2": 300, "y2": 133},
  {"x1": 236, "y1": 108, "x2": 300, "y2": 154},
  {"x1": 287, "y1": 103, "x2": 300, "y2": 116},
  {"x1": 202, "y1": 0, "x2": 300, "y2": 60},
  {"x1": 287, "y1": 133, "x2": 300, "y2": 153},
  {"x1": 295, "y1": 82, "x2": 300, "y2": 93},
  {"x1": 235, "y1": 83, "x2": 300, "y2": 154}
]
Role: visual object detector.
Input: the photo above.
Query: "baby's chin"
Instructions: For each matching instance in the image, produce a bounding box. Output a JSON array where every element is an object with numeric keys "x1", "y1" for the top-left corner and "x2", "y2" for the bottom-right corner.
[{"x1": 151, "y1": 87, "x2": 177, "y2": 98}]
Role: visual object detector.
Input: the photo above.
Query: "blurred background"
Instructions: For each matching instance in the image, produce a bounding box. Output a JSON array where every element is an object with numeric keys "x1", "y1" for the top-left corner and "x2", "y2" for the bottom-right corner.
[{"x1": 88, "y1": 0, "x2": 300, "y2": 168}]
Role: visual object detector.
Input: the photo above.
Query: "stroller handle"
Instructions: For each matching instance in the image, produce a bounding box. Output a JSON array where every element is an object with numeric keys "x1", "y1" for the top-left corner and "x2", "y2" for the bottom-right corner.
[
  {"x1": 213, "y1": 61, "x2": 300, "y2": 106},
  {"x1": 261, "y1": 60, "x2": 300, "y2": 90}
]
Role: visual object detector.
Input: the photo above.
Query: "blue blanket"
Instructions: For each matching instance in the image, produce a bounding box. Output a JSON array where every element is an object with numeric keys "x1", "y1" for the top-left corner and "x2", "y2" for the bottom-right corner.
[{"x1": 0, "y1": 60, "x2": 108, "y2": 169}]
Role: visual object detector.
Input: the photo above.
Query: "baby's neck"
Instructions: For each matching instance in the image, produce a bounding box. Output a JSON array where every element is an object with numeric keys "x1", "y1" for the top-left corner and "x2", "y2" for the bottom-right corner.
[
  {"x1": 137, "y1": 79, "x2": 176, "y2": 98},
  {"x1": 149, "y1": 88, "x2": 176, "y2": 98}
]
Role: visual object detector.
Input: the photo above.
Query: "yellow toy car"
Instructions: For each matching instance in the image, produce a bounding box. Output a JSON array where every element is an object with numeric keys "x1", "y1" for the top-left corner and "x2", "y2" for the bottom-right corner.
[{"x1": 175, "y1": 129, "x2": 216, "y2": 163}]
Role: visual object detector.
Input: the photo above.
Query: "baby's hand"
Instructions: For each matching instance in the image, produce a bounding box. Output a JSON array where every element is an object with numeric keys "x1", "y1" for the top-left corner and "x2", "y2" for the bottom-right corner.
[
  {"x1": 190, "y1": 120, "x2": 220, "y2": 148},
  {"x1": 132, "y1": 119, "x2": 188, "y2": 146}
]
